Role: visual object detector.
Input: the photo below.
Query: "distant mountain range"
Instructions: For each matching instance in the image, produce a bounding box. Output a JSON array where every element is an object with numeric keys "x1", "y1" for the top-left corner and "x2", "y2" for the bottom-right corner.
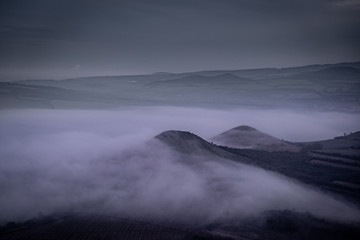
[{"x1": 1, "y1": 61, "x2": 359, "y2": 111}]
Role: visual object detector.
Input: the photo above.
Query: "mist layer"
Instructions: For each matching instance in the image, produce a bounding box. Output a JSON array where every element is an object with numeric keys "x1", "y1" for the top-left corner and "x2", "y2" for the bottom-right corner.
[{"x1": 0, "y1": 108, "x2": 359, "y2": 224}]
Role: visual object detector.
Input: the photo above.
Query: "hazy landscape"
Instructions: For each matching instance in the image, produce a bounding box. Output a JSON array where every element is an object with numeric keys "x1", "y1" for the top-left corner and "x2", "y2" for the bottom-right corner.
[
  {"x1": 1, "y1": 62, "x2": 360, "y2": 239},
  {"x1": 1, "y1": 0, "x2": 360, "y2": 239},
  {"x1": 1, "y1": 61, "x2": 360, "y2": 112}
]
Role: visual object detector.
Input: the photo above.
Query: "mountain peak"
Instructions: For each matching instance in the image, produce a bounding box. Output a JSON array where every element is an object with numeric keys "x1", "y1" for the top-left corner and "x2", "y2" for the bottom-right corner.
[
  {"x1": 211, "y1": 126, "x2": 300, "y2": 152},
  {"x1": 232, "y1": 125, "x2": 257, "y2": 131},
  {"x1": 155, "y1": 130, "x2": 212, "y2": 153},
  {"x1": 154, "y1": 130, "x2": 235, "y2": 158},
  {"x1": 155, "y1": 130, "x2": 202, "y2": 143}
]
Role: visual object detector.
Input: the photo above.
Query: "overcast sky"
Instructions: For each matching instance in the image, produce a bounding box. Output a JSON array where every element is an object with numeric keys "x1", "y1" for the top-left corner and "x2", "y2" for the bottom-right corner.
[{"x1": 0, "y1": 0, "x2": 359, "y2": 79}]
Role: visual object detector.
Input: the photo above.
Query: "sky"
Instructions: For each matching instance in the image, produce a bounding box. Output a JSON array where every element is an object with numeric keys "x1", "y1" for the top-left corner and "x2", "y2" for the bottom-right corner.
[{"x1": 0, "y1": 0, "x2": 360, "y2": 79}]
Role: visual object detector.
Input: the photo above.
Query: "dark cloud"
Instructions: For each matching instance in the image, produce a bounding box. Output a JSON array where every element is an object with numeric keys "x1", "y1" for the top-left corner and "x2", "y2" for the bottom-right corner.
[
  {"x1": 330, "y1": 0, "x2": 360, "y2": 9},
  {"x1": 0, "y1": 0, "x2": 359, "y2": 79}
]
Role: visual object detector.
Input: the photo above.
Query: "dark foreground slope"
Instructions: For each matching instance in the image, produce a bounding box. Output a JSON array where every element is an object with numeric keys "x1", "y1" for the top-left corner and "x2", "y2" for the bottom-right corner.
[{"x1": 1, "y1": 212, "x2": 360, "y2": 240}]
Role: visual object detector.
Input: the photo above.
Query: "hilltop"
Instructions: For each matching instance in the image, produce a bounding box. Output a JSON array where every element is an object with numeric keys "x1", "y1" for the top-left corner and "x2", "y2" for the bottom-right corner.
[{"x1": 211, "y1": 125, "x2": 301, "y2": 152}]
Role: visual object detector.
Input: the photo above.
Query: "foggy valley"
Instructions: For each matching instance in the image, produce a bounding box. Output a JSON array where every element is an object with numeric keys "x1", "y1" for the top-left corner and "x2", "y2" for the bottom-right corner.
[
  {"x1": 1, "y1": 0, "x2": 360, "y2": 239},
  {"x1": 1, "y1": 79, "x2": 360, "y2": 239}
]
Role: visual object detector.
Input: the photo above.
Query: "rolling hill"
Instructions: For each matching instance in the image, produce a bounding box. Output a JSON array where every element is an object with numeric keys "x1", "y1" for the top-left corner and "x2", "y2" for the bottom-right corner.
[{"x1": 211, "y1": 125, "x2": 301, "y2": 152}]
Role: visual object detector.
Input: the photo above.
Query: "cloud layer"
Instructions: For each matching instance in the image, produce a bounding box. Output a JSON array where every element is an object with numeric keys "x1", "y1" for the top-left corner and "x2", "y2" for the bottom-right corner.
[{"x1": 0, "y1": 108, "x2": 359, "y2": 224}]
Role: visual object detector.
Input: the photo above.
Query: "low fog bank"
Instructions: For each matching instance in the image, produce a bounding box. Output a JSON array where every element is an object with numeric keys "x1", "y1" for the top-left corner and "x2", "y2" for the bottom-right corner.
[
  {"x1": 0, "y1": 108, "x2": 360, "y2": 224},
  {"x1": 1, "y1": 107, "x2": 359, "y2": 142}
]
